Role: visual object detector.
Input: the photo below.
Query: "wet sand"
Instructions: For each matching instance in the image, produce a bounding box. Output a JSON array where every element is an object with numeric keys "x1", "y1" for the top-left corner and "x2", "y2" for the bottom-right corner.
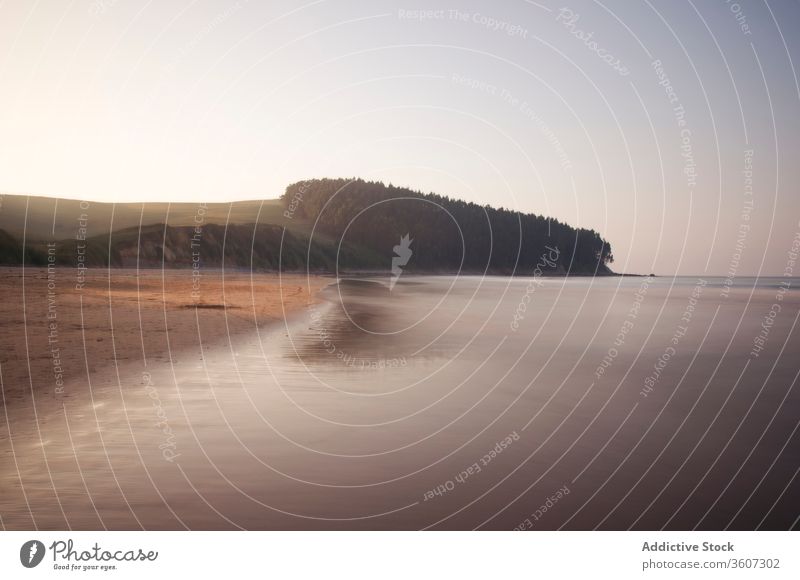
[{"x1": 1, "y1": 275, "x2": 798, "y2": 530}]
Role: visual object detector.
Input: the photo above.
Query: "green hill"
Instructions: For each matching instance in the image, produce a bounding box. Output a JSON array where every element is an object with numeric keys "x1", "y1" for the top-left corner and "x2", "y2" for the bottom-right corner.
[
  {"x1": 12, "y1": 223, "x2": 381, "y2": 271},
  {"x1": 0, "y1": 228, "x2": 46, "y2": 265},
  {"x1": 281, "y1": 178, "x2": 613, "y2": 275},
  {"x1": 0, "y1": 196, "x2": 310, "y2": 241},
  {"x1": 0, "y1": 179, "x2": 614, "y2": 275}
]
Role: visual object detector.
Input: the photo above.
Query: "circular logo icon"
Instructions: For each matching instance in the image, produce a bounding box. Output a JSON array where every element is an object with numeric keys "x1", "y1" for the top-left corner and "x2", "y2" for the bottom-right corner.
[{"x1": 20, "y1": 540, "x2": 45, "y2": 568}]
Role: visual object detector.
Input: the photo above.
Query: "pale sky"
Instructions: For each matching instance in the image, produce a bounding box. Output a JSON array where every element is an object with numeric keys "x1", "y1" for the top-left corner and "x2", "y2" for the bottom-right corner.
[{"x1": 1, "y1": 0, "x2": 798, "y2": 276}]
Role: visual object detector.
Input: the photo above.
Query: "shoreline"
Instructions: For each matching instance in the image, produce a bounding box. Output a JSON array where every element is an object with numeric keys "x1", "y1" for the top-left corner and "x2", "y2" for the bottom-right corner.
[{"x1": 0, "y1": 267, "x2": 329, "y2": 408}]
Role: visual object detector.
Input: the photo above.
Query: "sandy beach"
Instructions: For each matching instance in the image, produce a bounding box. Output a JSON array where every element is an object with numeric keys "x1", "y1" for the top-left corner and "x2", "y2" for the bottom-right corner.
[
  {"x1": 1, "y1": 275, "x2": 798, "y2": 530},
  {"x1": 0, "y1": 267, "x2": 328, "y2": 408}
]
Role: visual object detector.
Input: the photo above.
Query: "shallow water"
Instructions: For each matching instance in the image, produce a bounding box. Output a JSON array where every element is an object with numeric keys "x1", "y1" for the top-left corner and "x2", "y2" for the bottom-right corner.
[{"x1": 1, "y1": 275, "x2": 799, "y2": 529}]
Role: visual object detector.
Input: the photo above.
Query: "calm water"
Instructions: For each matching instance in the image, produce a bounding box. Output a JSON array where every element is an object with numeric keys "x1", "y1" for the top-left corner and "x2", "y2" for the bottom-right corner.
[{"x1": 2, "y1": 275, "x2": 799, "y2": 530}]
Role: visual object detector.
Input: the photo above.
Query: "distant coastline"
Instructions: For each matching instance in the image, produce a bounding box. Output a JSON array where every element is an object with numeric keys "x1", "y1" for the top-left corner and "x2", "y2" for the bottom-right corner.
[{"x1": 0, "y1": 178, "x2": 615, "y2": 277}]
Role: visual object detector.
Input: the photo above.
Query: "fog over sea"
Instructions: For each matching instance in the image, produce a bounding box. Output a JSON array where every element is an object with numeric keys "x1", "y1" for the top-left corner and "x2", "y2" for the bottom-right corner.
[{"x1": 1, "y1": 275, "x2": 798, "y2": 530}]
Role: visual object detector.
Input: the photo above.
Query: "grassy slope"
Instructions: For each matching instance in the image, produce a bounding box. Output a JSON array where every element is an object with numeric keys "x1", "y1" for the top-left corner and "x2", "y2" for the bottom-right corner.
[
  {"x1": 0, "y1": 192, "x2": 612, "y2": 273},
  {"x1": 0, "y1": 195, "x2": 313, "y2": 240},
  {"x1": 0, "y1": 194, "x2": 385, "y2": 270},
  {"x1": 45, "y1": 222, "x2": 386, "y2": 271}
]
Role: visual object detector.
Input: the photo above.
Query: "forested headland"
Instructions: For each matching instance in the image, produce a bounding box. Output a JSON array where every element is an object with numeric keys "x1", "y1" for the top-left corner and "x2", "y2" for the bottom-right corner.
[
  {"x1": 0, "y1": 179, "x2": 613, "y2": 275},
  {"x1": 281, "y1": 178, "x2": 614, "y2": 275}
]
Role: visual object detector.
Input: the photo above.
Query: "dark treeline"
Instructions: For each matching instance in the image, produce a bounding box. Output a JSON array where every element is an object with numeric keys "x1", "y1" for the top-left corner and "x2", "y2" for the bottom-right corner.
[{"x1": 281, "y1": 178, "x2": 614, "y2": 275}]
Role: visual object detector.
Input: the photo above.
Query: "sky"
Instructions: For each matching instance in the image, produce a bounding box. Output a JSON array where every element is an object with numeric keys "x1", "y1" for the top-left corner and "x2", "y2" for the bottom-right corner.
[{"x1": 0, "y1": 0, "x2": 798, "y2": 276}]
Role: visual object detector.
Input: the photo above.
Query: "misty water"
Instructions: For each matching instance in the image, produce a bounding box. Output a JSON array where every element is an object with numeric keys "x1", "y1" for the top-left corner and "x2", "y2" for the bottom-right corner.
[{"x1": 2, "y1": 275, "x2": 799, "y2": 530}]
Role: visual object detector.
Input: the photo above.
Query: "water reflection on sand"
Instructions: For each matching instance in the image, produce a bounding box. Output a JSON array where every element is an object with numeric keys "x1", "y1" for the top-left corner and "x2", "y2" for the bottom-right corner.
[{"x1": 1, "y1": 276, "x2": 799, "y2": 529}]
